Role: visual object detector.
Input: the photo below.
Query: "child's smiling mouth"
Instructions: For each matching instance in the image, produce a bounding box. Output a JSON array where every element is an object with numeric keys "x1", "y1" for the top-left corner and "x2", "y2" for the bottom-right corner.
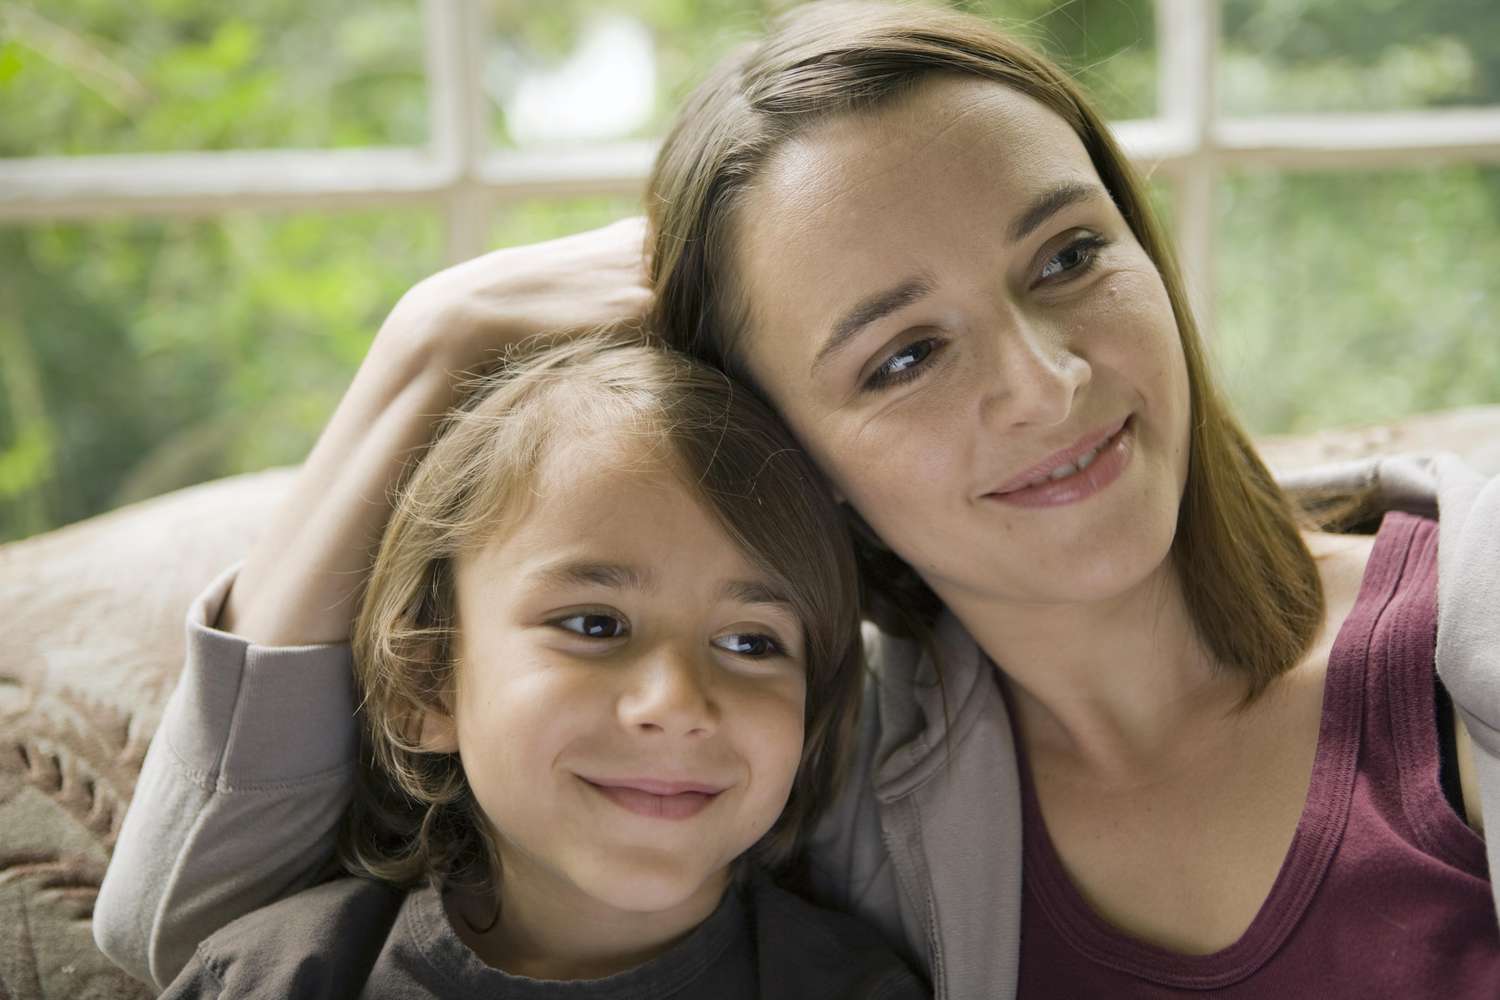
[{"x1": 577, "y1": 776, "x2": 729, "y2": 820}]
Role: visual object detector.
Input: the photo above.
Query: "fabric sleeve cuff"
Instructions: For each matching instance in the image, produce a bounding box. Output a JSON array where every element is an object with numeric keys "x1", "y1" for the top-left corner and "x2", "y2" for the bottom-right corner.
[{"x1": 167, "y1": 563, "x2": 358, "y2": 788}]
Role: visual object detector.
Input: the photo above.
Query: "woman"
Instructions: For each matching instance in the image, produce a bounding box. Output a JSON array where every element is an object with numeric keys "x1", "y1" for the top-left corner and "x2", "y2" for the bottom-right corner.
[
  {"x1": 644, "y1": 6, "x2": 1500, "y2": 995},
  {"x1": 97, "y1": 3, "x2": 1500, "y2": 997}
]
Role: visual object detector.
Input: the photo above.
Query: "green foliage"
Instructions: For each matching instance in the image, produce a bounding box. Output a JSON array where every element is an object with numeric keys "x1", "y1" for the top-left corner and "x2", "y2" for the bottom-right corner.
[
  {"x1": 1212, "y1": 2, "x2": 1500, "y2": 434},
  {"x1": 1, "y1": 1, "x2": 1498, "y2": 541},
  {"x1": 492, "y1": 195, "x2": 645, "y2": 248},
  {"x1": 1221, "y1": 0, "x2": 1499, "y2": 111},
  {"x1": 1216, "y1": 167, "x2": 1500, "y2": 433},
  {"x1": 0, "y1": 0, "x2": 426, "y2": 155},
  {"x1": 960, "y1": 0, "x2": 1157, "y2": 119},
  {"x1": 0, "y1": 213, "x2": 440, "y2": 540},
  {"x1": 485, "y1": 0, "x2": 1155, "y2": 145}
]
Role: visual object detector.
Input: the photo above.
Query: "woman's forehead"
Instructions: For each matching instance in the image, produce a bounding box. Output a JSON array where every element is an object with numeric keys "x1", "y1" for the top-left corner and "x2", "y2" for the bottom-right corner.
[
  {"x1": 734, "y1": 76, "x2": 1100, "y2": 342},
  {"x1": 751, "y1": 76, "x2": 1089, "y2": 229}
]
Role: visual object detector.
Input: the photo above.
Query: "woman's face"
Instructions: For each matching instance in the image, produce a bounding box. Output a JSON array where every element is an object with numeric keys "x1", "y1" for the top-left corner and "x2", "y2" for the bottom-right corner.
[{"x1": 732, "y1": 76, "x2": 1191, "y2": 612}]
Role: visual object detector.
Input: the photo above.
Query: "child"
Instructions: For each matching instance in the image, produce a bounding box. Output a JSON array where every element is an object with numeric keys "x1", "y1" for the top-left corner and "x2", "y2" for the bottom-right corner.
[{"x1": 157, "y1": 334, "x2": 927, "y2": 998}]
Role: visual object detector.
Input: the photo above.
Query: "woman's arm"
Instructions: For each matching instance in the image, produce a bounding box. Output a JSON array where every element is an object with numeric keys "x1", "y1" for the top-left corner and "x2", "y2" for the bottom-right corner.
[
  {"x1": 94, "y1": 219, "x2": 651, "y2": 988},
  {"x1": 222, "y1": 216, "x2": 653, "y2": 645}
]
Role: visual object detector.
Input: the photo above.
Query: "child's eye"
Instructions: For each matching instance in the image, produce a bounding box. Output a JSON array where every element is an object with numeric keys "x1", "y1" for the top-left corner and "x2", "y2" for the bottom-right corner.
[
  {"x1": 552, "y1": 613, "x2": 628, "y2": 640},
  {"x1": 712, "y1": 632, "x2": 787, "y2": 658}
]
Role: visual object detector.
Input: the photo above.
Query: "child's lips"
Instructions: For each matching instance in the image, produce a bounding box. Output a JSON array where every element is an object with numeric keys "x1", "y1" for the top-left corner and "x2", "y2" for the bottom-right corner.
[{"x1": 578, "y1": 776, "x2": 727, "y2": 820}]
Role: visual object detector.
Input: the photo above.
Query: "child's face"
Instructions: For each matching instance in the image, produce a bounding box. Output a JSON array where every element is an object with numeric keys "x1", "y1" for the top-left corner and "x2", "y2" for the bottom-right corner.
[{"x1": 425, "y1": 435, "x2": 808, "y2": 922}]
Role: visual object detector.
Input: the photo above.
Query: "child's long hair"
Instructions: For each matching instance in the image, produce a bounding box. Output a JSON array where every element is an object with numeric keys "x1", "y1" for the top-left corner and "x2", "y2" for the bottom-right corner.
[{"x1": 338, "y1": 332, "x2": 864, "y2": 894}]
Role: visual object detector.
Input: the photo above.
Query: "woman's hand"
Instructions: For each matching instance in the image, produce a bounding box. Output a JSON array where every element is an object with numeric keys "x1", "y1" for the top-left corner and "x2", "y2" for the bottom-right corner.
[
  {"x1": 380, "y1": 216, "x2": 654, "y2": 373},
  {"x1": 218, "y1": 217, "x2": 654, "y2": 645}
]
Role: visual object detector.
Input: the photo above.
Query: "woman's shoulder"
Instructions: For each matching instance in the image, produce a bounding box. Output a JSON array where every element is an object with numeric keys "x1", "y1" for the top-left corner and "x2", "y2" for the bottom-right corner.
[
  {"x1": 1302, "y1": 510, "x2": 1439, "y2": 672},
  {"x1": 1303, "y1": 528, "x2": 1380, "y2": 606}
]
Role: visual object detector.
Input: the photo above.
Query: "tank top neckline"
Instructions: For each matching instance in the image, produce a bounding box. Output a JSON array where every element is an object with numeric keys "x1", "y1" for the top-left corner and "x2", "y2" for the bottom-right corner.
[{"x1": 1012, "y1": 513, "x2": 1429, "y2": 990}]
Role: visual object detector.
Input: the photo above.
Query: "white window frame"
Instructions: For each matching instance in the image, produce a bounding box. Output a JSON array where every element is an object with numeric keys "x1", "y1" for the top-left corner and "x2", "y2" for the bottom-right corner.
[{"x1": 2, "y1": 0, "x2": 1499, "y2": 337}]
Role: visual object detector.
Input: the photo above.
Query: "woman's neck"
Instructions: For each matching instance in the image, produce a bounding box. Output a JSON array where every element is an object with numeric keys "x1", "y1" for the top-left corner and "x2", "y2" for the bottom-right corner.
[
  {"x1": 943, "y1": 562, "x2": 1247, "y2": 781},
  {"x1": 447, "y1": 862, "x2": 730, "y2": 981}
]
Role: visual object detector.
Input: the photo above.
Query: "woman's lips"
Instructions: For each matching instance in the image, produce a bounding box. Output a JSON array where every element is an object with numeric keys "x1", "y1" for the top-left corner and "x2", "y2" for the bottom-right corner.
[
  {"x1": 580, "y1": 777, "x2": 724, "y2": 820},
  {"x1": 984, "y1": 417, "x2": 1134, "y2": 509},
  {"x1": 989, "y1": 416, "x2": 1130, "y2": 494}
]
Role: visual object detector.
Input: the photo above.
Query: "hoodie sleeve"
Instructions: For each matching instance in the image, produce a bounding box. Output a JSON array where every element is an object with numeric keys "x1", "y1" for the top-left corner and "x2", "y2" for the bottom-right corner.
[
  {"x1": 93, "y1": 565, "x2": 359, "y2": 990},
  {"x1": 1428, "y1": 458, "x2": 1500, "y2": 910},
  {"x1": 803, "y1": 625, "x2": 933, "y2": 977}
]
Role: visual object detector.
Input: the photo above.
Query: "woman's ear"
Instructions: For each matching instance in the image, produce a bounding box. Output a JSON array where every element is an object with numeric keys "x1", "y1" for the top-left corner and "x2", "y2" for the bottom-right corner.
[{"x1": 415, "y1": 705, "x2": 459, "y2": 753}]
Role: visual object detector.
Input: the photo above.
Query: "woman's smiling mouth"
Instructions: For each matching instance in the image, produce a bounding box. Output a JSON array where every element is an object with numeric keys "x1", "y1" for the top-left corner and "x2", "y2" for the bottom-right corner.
[{"x1": 983, "y1": 416, "x2": 1134, "y2": 508}]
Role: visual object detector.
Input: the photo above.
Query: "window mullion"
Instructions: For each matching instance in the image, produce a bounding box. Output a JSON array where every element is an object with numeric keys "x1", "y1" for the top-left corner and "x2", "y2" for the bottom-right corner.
[
  {"x1": 424, "y1": 0, "x2": 492, "y2": 264},
  {"x1": 1156, "y1": 0, "x2": 1220, "y2": 340}
]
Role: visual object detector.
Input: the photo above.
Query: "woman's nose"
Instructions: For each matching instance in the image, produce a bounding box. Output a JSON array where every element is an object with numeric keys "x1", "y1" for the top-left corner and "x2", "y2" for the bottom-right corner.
[
  {"x1": 978, "y1": 316, "x2": 1091, "y2": 429},
  {"x1": 617, "y1": 647, "x2": 719, "y2": 738}
]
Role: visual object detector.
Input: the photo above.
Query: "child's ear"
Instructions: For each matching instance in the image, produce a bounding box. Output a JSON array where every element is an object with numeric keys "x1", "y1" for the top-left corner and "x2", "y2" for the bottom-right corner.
[{"x1": 415, "y1": 705, "x2": 459, "y2": 754}]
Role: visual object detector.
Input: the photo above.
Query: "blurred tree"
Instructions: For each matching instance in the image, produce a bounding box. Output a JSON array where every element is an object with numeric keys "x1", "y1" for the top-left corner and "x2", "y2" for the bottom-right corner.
[
  {"x1": 0, "y1": 0, "x2": 426, "y2": 154},
  {"x1": 1221, "y1": 0, "x2": 1500, "y2": 112}
]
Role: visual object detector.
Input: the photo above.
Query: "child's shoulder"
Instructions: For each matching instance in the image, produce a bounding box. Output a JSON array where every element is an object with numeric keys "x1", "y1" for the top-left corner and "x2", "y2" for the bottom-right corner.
[
  {"x1": 744, "y1": 875, "x2": 929, "y2": 999},
  {"x1": 162, "y1": 877, "x2": 406, "y2": 999},
  {"x1": 220, "y1": 875, "x2": 404, "y2": 941}
]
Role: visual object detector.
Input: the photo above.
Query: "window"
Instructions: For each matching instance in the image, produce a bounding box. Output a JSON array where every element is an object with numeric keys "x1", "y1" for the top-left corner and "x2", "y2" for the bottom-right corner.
[{"x1": 2, "y1": 0, "x2": 1497, "y2": 540}]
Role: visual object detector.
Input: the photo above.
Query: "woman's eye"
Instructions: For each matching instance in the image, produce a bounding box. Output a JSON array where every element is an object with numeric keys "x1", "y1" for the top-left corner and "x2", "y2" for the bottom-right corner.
[
  {"x1": 713, "y1": 632, "x2": 786, "y2": 659},
  {"x1": 865, "y1": 337, "x2": 941, "y2": 392},
  {"x1": 553, "y1": 614, "x2": 628, "y2": 640},
  {"x1": 1038, "y1": 234, "x2": 1108, "y2": 282}
]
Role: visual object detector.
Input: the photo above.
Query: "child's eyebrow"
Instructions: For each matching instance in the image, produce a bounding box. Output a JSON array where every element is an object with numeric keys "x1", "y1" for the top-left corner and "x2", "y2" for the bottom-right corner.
[
  {"x1": 528, "y1": 560, "x2": 795, "y2": 612},
  {"x1": 530, "y1": 560, "x2": 650, "y2": 593}
]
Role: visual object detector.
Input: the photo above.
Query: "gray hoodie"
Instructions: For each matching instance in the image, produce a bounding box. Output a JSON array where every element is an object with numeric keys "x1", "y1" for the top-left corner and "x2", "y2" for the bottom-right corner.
[{"x1": 94, "y1": 456, "x2": 1500, "y2": 999}]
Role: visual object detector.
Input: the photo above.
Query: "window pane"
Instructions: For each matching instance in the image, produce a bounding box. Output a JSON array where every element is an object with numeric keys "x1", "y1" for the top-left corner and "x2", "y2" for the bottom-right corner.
[
  {"x1": 492, "y1": 195, "x2": 642, "y2": 249},
  {"x1": 486, "y1": 0, "x2": 1155, "y2": 149},
  {"x1": 1220, "y1": 0, "x2": 1500, "y2": 114},
  {"x1": 1215, "y1": 166, "x2": 1500, "y2": 435},
  {"x1": 0, "y1": 211, "x2": 441, "y2": 541},
  {"x1": 967, "y1": 0, "x2": 1157, "y2": 121},
  {"x1": 0, "y1": 1, "x2": 426, "y2": 156},
  {"x1": 1146, "y1": 176, "x2": 1176, "y2": 238}
]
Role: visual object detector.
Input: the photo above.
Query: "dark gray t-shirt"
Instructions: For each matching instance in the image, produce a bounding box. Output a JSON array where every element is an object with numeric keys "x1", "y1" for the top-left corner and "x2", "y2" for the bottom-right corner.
[{"x1": 161, "y1": 873, "x2": 927, "y2": 999}]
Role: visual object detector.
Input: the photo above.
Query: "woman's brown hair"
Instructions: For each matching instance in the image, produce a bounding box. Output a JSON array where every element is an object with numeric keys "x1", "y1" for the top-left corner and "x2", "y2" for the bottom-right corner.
[
  {"x1": 646, "y1": 0, "x2": 1323, "y2": 700},
  {"x1": 338, "y1": 333, "x2": 864, "y2": 891}
]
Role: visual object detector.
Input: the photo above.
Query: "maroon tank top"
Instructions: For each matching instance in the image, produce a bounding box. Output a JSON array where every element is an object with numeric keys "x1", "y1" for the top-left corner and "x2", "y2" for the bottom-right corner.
[{"x1": 1016, "y1": 513, "x2": 1499, "y2": 997}]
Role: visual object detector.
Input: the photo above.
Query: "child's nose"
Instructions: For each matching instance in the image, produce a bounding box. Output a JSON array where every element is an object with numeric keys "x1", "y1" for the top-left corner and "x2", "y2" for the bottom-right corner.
[{"x1": 617, "y1": 647, "x2": 719, "y2": 738}]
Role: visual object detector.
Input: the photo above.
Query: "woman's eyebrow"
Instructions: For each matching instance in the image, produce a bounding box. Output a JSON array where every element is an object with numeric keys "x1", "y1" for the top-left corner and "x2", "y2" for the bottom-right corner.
[
  {"x1": 719, "y1": 578, "x2": 795, "y2": 611},
  {"x1": 809, "y1": 183, "x2": 1103, "y2": 380},
  {"x1": 1008, "y1": 180, "x2": 1100, "y2": 243},
  {"x1": 812, "y1": 274, "x2": 935, "y2": 377}
]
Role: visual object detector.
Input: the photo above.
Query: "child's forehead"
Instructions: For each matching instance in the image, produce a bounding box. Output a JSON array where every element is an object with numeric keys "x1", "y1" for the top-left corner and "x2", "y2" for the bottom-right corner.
[
  {"x1": 465, "y1": 427, "x2": 777, "y2": 589},
  {"x1": 481, "y1": 421, "x2": 727, "y2": 554},
  {"x1": 533, "y1": 419, "x2": 689, "y2": 497}
]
